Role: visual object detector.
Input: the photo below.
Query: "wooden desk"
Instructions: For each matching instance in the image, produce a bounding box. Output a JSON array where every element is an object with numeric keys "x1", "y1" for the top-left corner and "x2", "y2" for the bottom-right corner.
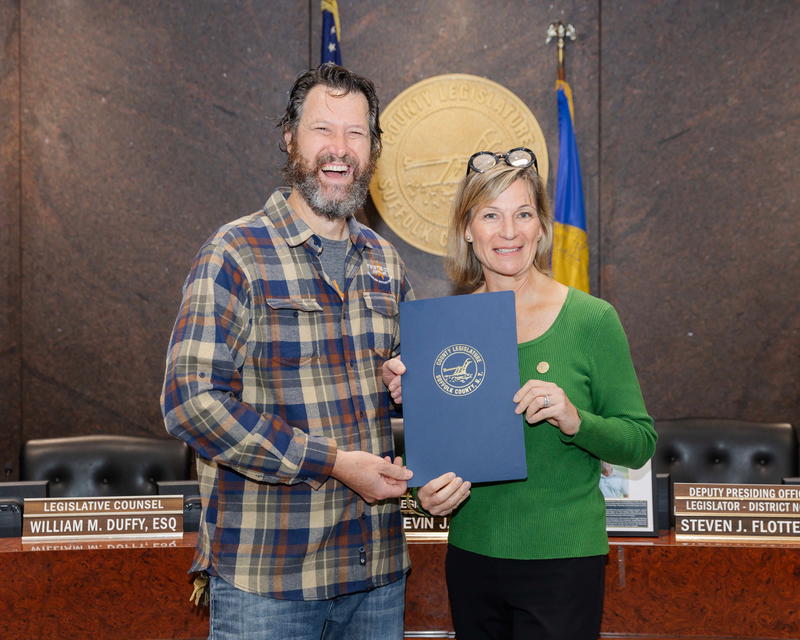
[
  {"x1": 2, "y1": 533, "x2": 799, "y2": 639},
  {"x1": 603, "y1": 533, "x2": 800, "y2": 639},
  {"x1": 407, "y1": 535, "x2": 800, "y2": 640}
]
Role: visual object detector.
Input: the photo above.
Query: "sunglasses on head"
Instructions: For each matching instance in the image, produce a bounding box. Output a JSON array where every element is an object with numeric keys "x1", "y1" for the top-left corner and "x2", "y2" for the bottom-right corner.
[{"x1": 466, "y1": 147, "x2": 538, "y2": 175}]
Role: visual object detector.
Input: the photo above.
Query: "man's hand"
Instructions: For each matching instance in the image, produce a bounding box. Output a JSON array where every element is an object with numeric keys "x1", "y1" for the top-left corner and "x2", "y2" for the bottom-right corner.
[
  {"x1": 381, "y1": 356, "x2": 406, "y2": 404},
  {"x1": 331, "y1": 451, "x2": 413, "y2": 503}
]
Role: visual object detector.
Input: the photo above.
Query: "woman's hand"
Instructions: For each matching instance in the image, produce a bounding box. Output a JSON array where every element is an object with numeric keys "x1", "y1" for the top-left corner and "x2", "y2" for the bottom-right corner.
[
  {"x1": 417, "y1": 472, "x2": 471, "y2": 516},
  {"x1": 513, "y1": 379, "x2": 581, "y2": 436},
  {"x1": 381, "y1": 356, "x2": 406, "y2": 405}
]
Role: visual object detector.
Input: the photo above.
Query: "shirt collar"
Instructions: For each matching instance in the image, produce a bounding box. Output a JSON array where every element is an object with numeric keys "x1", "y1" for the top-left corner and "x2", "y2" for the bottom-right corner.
[{"x1": 263, "y1": 188, "x2": 379, "y2": 255}]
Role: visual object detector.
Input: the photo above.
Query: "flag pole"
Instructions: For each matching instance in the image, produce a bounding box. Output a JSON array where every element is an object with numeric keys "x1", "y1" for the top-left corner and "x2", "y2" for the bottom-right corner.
[
  {"x1": 546, "y1": 20, "x2": 589, "y2": 294},
  {"x1": 546, "y1": 22, "x2": 576, "y2": 83}
]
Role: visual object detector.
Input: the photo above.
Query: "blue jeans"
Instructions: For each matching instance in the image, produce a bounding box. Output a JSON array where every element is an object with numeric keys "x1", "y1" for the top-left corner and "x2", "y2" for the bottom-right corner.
[{"x1": 208, "y1": 574, "x2": 406, "y2": 640}]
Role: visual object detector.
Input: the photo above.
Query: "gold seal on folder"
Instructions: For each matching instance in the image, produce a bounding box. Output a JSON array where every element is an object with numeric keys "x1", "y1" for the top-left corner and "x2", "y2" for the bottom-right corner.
[{"x1": 369, "y1": 74, "x2": 548, "y2": 256}]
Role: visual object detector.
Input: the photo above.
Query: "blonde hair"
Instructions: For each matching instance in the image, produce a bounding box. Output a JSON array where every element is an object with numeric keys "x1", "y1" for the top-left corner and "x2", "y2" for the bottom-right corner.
[{"x1": 445, "y1": 164, "x2": 552, "y2": 292}]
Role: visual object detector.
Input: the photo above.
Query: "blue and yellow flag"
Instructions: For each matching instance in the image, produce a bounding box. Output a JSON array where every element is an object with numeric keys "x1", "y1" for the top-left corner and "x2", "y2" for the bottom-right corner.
[
  {"x1": 321, "y1": 0, "x2": 342, "y2": 64},
  {"x1": 552, "y1": 80, "x2": 589, "y2": 293}
]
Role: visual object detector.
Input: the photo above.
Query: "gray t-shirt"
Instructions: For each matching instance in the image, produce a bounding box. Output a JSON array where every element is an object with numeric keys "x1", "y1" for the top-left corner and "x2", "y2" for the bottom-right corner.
[{"x1": 318, "y1": 235, "x2": 350, "y2": 296}]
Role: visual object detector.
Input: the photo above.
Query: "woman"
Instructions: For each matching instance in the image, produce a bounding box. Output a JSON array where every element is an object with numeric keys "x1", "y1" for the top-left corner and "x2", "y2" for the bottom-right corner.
[{"x1": 383, "y1": 148, "x2": 656, "y2": 640}]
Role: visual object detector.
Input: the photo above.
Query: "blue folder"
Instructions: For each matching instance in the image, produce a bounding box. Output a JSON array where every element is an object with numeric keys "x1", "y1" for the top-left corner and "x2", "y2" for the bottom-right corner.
[{"x1": 399, "y1": 291, "x2": 527, "y2": 487}]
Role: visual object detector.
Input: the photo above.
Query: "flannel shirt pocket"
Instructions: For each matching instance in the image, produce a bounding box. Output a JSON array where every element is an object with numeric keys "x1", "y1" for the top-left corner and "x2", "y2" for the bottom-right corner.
[
  {"x1": 258, "y1": 297, "x2": 323, "y2": 366},
  {"x1": 361, "y1": 292, "x2": 399, "y2": 359}
]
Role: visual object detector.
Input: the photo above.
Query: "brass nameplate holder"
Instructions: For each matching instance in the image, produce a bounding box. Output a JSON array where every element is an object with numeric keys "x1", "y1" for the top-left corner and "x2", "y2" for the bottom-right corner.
[
  {"x1": 674, "y1": 483, "x2": 800, "y2": 542},
  {"x1": 401, "y1": 493, "x2": 449, "y2": 541},
  {"x1": 22, "y1": 495, "x2": 184, "y2": 541}
]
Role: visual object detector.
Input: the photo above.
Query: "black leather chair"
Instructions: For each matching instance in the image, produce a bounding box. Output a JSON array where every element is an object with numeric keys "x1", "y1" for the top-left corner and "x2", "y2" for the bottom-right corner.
[
  {"x1": 20, "y1": 435, "x2": 192, "y2": 497},
  {"x1": 653, "y1": 418, "x2": 798, "y2": 485}
]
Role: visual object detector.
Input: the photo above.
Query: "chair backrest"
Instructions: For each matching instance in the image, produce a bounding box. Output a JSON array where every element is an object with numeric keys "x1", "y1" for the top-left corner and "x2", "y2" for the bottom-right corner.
[
  {"x1": 653, "y1": 418, "x2": 798, "y2": 485},
  {"x1": 20, "y1": 435, "x2": 192, "y2": 497}
]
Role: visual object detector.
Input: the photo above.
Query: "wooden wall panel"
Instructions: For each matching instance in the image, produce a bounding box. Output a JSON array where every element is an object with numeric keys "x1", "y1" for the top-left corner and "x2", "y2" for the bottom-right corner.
[
  {"x1": 2, "y1": 0, "x2": 798, "y2": 473},
  {"x1": 600, "y1": 1, "x2": 800, "y2": 426},
  {"x1": 17, "y1": 0, "x2": 309, "y2": 444},
  {"x1": 1, "y1": 0, "x2": 21, "y2": 478}
]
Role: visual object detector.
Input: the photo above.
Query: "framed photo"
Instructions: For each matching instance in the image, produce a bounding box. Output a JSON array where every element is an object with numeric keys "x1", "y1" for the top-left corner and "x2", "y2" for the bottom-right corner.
[{"x1": 602, "y1": 459, "x2": 658, "y2": 536}]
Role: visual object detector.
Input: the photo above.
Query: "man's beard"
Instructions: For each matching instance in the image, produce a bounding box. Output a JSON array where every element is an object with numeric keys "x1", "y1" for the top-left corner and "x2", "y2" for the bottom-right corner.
[{"x1": 285, "y1": 148, "x2": 376, "y2": 220}]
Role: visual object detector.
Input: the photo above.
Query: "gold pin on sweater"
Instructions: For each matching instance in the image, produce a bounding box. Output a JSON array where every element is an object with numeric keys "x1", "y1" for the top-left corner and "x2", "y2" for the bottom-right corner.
[{"x1": 536, "y1": 361, "x2": 550, "y2": 374}]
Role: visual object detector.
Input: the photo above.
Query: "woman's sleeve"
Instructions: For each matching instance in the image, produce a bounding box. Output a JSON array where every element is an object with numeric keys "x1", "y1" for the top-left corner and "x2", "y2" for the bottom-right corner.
[{"x1": 561, "y1": 305, "x2": 657, "y2": 469}]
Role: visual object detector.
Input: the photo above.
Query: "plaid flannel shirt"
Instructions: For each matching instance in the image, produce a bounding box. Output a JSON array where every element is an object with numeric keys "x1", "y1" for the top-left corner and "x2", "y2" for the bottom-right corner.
[{"x1": 161, "y1": 189, "x2": 413, "y2": 600}]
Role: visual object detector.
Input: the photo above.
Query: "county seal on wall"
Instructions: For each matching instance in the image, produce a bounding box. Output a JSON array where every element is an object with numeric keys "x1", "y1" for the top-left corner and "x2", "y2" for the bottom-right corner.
[{"x1": 370, "y1": 73, "x2": 548, "y2": 256}]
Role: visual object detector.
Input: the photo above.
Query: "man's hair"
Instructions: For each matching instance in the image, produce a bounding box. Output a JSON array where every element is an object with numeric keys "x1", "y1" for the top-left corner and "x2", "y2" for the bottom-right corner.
[
  {"x1": 445, "y1": 164, "x2": 553, "y2": 293},
  {"x1": 278, "y1": 63, "x2": 382, "y2": 159}
]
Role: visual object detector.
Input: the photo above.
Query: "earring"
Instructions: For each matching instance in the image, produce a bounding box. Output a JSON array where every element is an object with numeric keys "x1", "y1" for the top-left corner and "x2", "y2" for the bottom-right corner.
[{"x1": 466, "y1": 235, "x2": 472, "y2": 243}]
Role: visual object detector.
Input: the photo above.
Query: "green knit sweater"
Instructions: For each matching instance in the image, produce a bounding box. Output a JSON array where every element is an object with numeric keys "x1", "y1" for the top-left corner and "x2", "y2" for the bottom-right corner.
[{"x1": 447, "y1": 287, "x2": 656, "y2": 559}]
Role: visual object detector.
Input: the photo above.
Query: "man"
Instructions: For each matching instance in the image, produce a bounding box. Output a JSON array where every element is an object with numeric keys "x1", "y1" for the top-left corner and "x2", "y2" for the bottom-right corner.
[{"x1": 161, "y1": 63, "x2": 414, "y2": 640}]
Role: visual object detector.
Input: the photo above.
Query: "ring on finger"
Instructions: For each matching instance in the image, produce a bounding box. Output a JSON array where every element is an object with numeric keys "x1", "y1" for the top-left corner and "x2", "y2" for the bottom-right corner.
[{"x1": 542, "y1": 394, "x2": 551, "y2": 408}]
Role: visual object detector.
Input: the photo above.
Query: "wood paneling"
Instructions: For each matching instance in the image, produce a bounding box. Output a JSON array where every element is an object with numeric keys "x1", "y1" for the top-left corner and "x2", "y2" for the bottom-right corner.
[
  {"x1": 600, "y1": 1, "x2": 800, "y2": 425},
  {"x1": 1, "y1": 0, "x2": 798, "y2": 501},
  {"x1": 3, "y1": 534, "x2": 799, "y2": 639},
  {"x1": 15, "y1": 1, "x2": 308, "y2": 448},
  {"x1": 0, "y1": 0, "x2": 21, "y2": 479}
]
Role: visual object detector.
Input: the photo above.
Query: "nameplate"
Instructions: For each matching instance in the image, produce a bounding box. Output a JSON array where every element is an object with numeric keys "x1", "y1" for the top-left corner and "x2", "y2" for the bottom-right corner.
[
  {"x1": 674, "y1": 483, "x2": 800, "y2": 542},
  {"x1": 22, "y1": 538, "x2": 181, "y2": 552},
  {"x1": 401, "y1": 494, "x2": 449, "y2": 541},
  {"x1": 22, "y1": 495, "x2": 184, "y2": 541}
]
